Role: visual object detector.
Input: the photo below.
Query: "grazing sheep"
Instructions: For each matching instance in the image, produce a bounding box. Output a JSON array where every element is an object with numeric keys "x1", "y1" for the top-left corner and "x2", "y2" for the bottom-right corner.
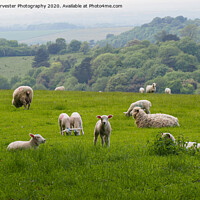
[
  {"x1": 139, "y1": 87, "x2": 145, "y2": 93},
  {"x1": 124, "y1": 100, "x2": 151, "y2": 116},
  {"x1": 7, "y1": 133, "x2": 45, "y2": 150},
  {"x1": 165, "y1": 88, "x2": 171, "y2": 94},
  {"x1": 12, "y1": 86, "x2": 33, "y2": 110},
  {"x1": 55, "y1": 86, "x2": 65, "y2": 91},
  {"x1": 146, "y1": 83, "x2": 156, "y2": 93},
  {"x1": 162, "y1": 133, "x2": 200, "y2": 149},
  {"x1": 70, "y1": 112, "x2": 84, "y2": 136},
  {"x1": 58, "y1": 113, "x2": 71, "y2": 135},
  {"x1": 132, "y1": 107, "x2": 179, "y2": 128},
  {"x1": 94, "y1": 115, "x2": 113, "y2": 147}
]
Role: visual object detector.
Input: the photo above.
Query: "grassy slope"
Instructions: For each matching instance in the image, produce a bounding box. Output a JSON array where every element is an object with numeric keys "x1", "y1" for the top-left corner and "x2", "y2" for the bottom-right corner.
[
  {"x1": 0, "y1": 90, "x2": 200, "y2": 199},
  {"x1": 0, "y1": 56, "x2": 33, "y2": 80}
]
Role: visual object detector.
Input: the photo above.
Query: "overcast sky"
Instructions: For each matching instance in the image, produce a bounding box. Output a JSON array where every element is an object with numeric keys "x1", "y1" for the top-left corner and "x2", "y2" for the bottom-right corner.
[{"x1": 0, "y1": 0, "x2": 200, "y2": 26}]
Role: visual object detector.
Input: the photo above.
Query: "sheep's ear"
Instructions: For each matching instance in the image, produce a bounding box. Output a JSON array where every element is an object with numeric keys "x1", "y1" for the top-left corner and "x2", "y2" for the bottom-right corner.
[
  {"x1": 29, "y1": 133, "x2": 34, "y2": 138},
  {"x1": 96, "y1": 115, "x2": 101, "y2": 119},
  {"x1": 108, "y1": 115, "x2": 113, "y2": 119}
]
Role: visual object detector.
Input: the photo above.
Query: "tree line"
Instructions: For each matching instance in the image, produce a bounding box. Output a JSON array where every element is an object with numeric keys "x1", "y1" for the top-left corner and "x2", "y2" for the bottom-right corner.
[{"x1": 0, "y1": 34, "x2": 200, "y2": 94}]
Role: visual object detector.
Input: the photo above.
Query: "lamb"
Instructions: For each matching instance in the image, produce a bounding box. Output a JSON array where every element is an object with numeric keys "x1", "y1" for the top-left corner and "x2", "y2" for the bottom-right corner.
[
  {"x1": 124, "y1": 100, "x2": 151, "y2": 116},
  {"x1": 7, "y1": 133, "x2": 45, "y2": 150},
  {"x1": 12, "y1": 86, "x2": 33, "y2": 110},
  {"x1": 55, "y1": 86, "x2": 65, "y2": 91},
  {"x1": 58, "y1": 113, "x2": 71, "y2": 135},
  {"x1": 70, "y1": 112, "x2": 84, "y2": 136},
  {"x1": 139, "y1": 87, "x2": 145, "y2": 93},
  {"x1": 94, "y1": 115, "x2": 113, "y2": 147},
  {"x1": 165, "y1": 88, "x2": 171, "y2": 94},
  {"x1": 162, "y1": 133, "x2": 200, "y2": 149},
  {"x1": 132, "y1": 107, "x2": 179, "y2": 128},
  {"x1": 146, "y1": 83, "x2": 156, "y2": 93}
]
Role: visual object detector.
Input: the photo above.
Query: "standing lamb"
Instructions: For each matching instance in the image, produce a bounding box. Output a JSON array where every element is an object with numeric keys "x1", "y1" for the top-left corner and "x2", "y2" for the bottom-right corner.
[
  {"x1": 162, "y1": 133, "x2": 200, "y2": 149},
  {"x1": 58, "y1": 113, "x2": 71, "y2": 135},
  {"x1": 124, "y1": 100, "x2": 151, "y2": 116},
  {"x1": 139, "y1": 87, "x2": 145, "y2": 93},
  {"x1": 70, "y1": 112, "x2": 84, "y2": 136},
  {"x1": 12, "y1": 86, "x2": 33, "y2": 110},
  {"x1": 55, "y1": 86, "x2": 65, "y2": 91},
  {"x1": 146, "y1": 83, "x2": 156, "y2": 93},
  {"x1": 132, "y1": 107, "x2": 179, "y2": 128},
  {"x1": 165, "y1": 88, "x2": 171, "y2": 94},
  {"x1": 94, "y1": 115, "x2": 113, "y2": 147},
  {"x1": 7, "y1": 133, "x2": 45, "y2": 150}
]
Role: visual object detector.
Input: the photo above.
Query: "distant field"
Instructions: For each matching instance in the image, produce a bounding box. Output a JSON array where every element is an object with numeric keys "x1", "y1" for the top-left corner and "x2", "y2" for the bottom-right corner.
[
  {"x1": 0, "y1": 27, "x2": 133, "y2": 44},
  {"x1": 0, "y1": 90, "x2": 200, "y2": 199},
  {"x1": 0, "y1": 56, "x2": 33, "y2": 80}
]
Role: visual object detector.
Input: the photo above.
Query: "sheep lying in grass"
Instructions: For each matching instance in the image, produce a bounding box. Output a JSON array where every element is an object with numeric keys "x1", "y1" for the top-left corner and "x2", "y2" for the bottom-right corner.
[
  {"x1": 146, "y1": 83, "x2": 156, "y2": 93},
  {"x1": 139, "y1": 87, "x2": 145, "y2": 93},
  {"x1": 55, "y1": 86, "x2": 65, "y2": 91},
  {"x1": 165, "y1": 88, "x2": 171, "y2": 94},
  {"x1": 70, "y1": 112, "x2": 84, "y2": 136},
  {"x1": 12, "y1": 86, "x2": 33, "y2": 110},
  {"x1": 132, "y1": 107, "x2": 179, "y2": 128},
  {"x1": 124, "y1": 100, "x2": 151, "y2": 116},
  {"x1": 94, "y1": 115, "x2": 113, "y2": 147},
  {"x1": 58, "y1": 113, "x2": 71, "y2": 135},
  {"x1": 162, "y1": 133, "x2": 200, "y2": 149},
  {"x1": 7, "y1": 133, "x2": 45, "y2": 150}
]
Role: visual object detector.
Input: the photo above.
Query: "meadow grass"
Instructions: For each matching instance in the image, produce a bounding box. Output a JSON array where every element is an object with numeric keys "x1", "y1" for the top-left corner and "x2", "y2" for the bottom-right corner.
[
  {"x1": 0, "y1": 56, "x2": 33, "y2": 80},
  {"x1": 0, "y1": 90, "x2": 200, "y2": 199}
]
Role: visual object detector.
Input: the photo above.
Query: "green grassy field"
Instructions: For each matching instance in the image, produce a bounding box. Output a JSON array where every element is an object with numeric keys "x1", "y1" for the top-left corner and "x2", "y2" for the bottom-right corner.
[
  {"x1": 0, "y1": 56, "x2": 33, "y2": 80},
  {"x1": 0, "y1": 90, "x2": 200, "y2": 199}
]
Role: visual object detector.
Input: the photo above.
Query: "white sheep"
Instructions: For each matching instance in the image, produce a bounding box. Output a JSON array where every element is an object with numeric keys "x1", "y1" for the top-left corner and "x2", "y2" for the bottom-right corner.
[
  {"x1": 94, "y1": 115, "x2": 113, "y2": 147},
  {"x1": 139, "y1": 87, "x2": 145, "y2": 93},
  {"x1": 132, "y1": 107, "x2": 179, "y2": 128},
  {"x1": 70, "y1": 112, "x2": 84, "y2": 136},
  {"x1": 124, "y1": 100, "x2": 152, "y2": 116},
  {"x1": 162, "y1": 133, "x2": 200, "y2": 149},
  {"x1": 165, "y1": 88, "x2": 171, "y2": 94},
  {"x1": 146, "y1": 83, "x2": 156, "y2": 93},
  {"x1": 55, "y1": 86, "x2": 65, "y2": 91},
  {"x1": 12, "y1": 86, "x2": 33, "y2": 110},
  {"x1": 7, "y1": 133, "x2": 45, "y2": 150},
  {"x1": 58, "y1": 113, "x2": 71, "y2": 135}
]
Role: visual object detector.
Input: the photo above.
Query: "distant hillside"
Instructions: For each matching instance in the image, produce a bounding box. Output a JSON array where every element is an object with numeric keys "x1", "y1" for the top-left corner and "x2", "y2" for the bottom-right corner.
[
  {"x1": 0, "y1": 27, "x2": 132, "y2": 45},
  {"x1": 97, "y1": 16, "x2": 200, "y2": 47},
  {"x1": 0, "y1": 23, "x2": 81, "y2": 31}
]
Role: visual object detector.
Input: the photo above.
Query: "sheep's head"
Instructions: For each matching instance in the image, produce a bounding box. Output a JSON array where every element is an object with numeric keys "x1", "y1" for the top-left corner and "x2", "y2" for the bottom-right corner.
[
  {"x1": 132, "y1": 107, "x2": 143, "y2": 118},
  {"x1": 96, "y1": 115, "x2": 113, "y2": 126},
  {"x1": 30, "y1": 133, "x2": 46, "y2": 145},
  {"x1": 152, "y1": 83, "x2": 156, "y2": 88},
  {"x1": 162, "y1": 133, "x2": 175, "y2": 143}
]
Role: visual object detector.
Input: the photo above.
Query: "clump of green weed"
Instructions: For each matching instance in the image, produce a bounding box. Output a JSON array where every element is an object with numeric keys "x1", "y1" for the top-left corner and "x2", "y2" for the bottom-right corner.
[
  {"x1": 147, "y1": 134, "x2": 178, "y2": 156},
  {"x1": 147, "y1": 134, "x2": 200, "y2": 156}
]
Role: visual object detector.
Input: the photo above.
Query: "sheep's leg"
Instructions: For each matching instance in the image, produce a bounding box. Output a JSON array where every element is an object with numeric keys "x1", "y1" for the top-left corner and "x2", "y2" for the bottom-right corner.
[
  {"x1": 101, "y1": 136, "x2": 105, "y2": 147},
  {"x1": 94, "y1": 132, "x2": 99, "y2": 145},
  {"x1": 60, "y1": 125, "x2": 64, "y2": 135},
  {"x1": 105, "y1": 136, "x2": 110, "y2": 147},
  {"x1": 145, "y1": 109, "x2": 150, "y2": 114},
  {"x1": 81, "y1": 128, "x2": 84, "y2": 135}
]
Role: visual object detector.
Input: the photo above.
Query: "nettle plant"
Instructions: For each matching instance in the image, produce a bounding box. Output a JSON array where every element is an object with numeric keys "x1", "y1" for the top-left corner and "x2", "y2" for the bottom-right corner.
[{"x1": 147, "y1": 134, "x2": 200, "y2": 156}]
